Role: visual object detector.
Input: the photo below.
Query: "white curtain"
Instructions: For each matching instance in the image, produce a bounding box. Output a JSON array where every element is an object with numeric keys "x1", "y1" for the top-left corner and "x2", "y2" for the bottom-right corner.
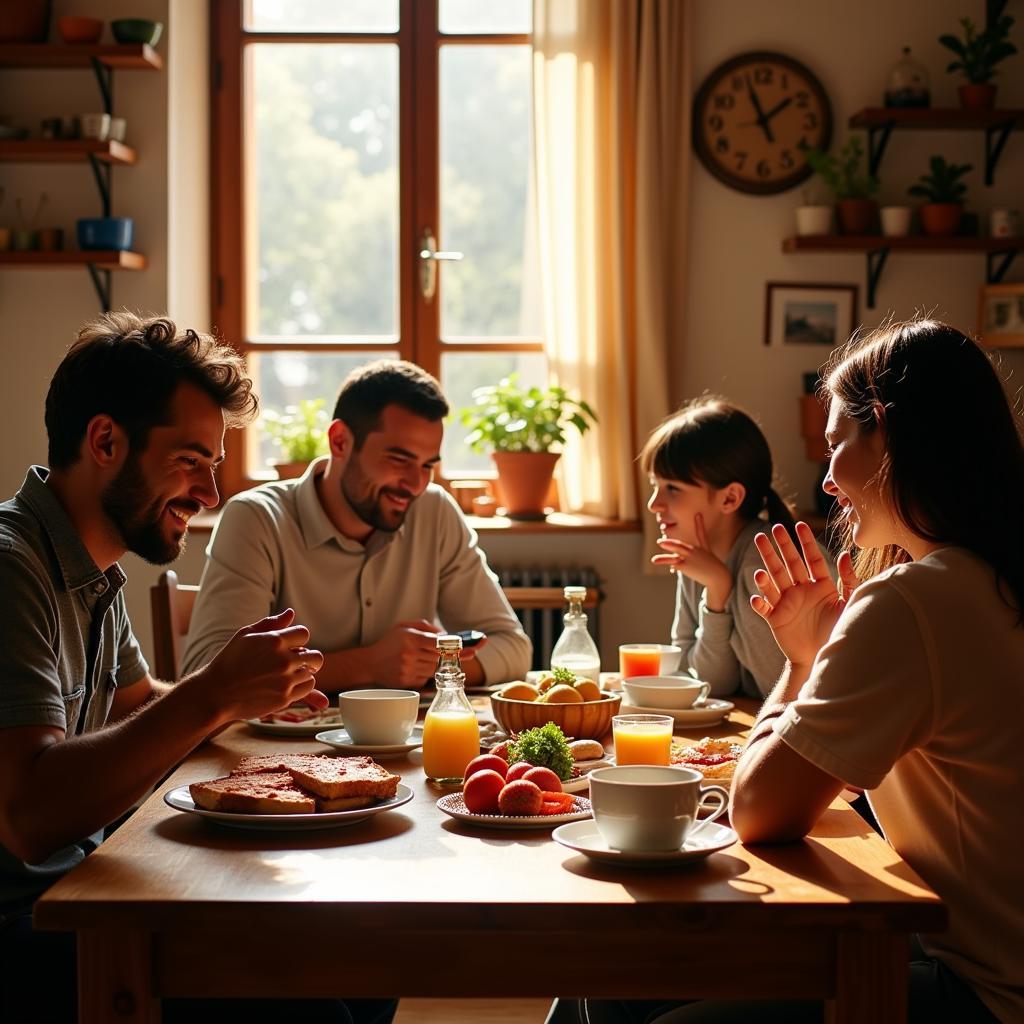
[{"x1": 532, "y1": 0, "x2": 691, "y2": 548}]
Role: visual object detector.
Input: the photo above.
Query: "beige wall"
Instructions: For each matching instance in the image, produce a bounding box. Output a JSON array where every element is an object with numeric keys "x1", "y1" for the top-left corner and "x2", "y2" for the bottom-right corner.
[{"x1": 1, "y1": 0, "x2": 1020, "y2": 672}]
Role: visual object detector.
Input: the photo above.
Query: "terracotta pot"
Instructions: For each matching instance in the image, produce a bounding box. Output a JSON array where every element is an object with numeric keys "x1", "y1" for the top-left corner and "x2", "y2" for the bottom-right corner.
[
  {"x1": 919, "y1": 203, "x2": 963, "y2": 237},
  {"x1": 958, "y1": 84, "x2": 997, "y2": 110},
  {"x1": 272, "y1": 460, "x2": 309, "y2": 480},
  {"x1": 492, "y1": 451, "x2": 560, "y2": 520},
  {"x1": 0, "y1": 0, "x2": 51, "y2": 42},
  {"x1": 836, "y1": 198, "x2": 878, "y2": 236}
]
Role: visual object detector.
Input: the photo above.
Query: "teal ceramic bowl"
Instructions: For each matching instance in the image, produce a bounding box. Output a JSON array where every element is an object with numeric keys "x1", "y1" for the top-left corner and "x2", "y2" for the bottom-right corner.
[{"x1": 111, "y1": 18, "x2": 163, "y2": 46}]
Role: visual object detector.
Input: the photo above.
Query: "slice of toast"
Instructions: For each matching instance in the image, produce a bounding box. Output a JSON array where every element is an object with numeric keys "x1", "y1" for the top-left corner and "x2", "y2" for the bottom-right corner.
[
  {"x1": 288, "y1": 756, "x2": 400, "y2": 800},
  {"x1": 189, "y1": 772, "x2": 316, "y2": 814},
  {"x1": 316, "y1": 795, "x2": 377, "y2": 813},
  {"x1": 232, "y1": 753, "x2": 333, "y2": 776}
]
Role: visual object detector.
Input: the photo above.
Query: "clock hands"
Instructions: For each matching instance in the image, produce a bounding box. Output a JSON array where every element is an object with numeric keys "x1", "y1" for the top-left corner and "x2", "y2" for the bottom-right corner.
[
  {"x1": 761, "y1": 96, "x2": 793, "y2": 122},
  {"x1": 744, "y1": 74, "x2": 774, "y2": 143}
]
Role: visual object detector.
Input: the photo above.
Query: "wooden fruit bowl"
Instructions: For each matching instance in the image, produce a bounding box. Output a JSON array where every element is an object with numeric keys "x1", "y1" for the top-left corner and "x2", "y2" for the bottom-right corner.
[{"x1": 489, "y1": 691, "x2": 621, "y2": 740}]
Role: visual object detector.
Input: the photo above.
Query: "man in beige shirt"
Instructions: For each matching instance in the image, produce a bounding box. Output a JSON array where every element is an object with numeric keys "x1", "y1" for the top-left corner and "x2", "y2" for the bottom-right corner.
[{"x1": 183, "y1": 361, "x2": 531, "y2": 691}]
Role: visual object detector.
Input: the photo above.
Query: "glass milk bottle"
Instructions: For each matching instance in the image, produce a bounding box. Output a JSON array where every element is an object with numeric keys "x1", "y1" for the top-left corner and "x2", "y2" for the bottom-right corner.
[
  {"x1": 550, "y1": 585, "x2": 601, "y2": 681},
  {"x1": 422, "y1": 635, "x2": 480, "y2": 785}
]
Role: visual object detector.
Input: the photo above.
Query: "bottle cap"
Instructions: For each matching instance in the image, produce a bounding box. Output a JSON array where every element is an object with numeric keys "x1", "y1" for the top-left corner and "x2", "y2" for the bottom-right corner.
[
  {"x1": 436, "y1": 634, "x2": 463, "y2": 652},
  {"x1": 563, "y1": 585, "x2": 587, "y2": 600}
]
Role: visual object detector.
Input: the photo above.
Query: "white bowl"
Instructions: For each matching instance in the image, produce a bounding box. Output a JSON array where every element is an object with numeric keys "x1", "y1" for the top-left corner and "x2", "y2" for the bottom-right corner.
[
  {"x1": 621, "y1": 675, "x2": 710, "y2": 711},
  {"x1": 336, "y1": 689, "x2": 419, "y2": 746}
]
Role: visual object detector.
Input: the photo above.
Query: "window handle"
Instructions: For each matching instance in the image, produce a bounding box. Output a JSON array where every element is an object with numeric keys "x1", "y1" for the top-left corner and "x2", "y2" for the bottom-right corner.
[{"x1": 419, "y1": 229, "x2": 463, "y2": 302}]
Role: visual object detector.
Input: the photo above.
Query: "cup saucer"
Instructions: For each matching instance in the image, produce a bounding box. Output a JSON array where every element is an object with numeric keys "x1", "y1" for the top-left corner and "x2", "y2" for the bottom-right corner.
[
  {"x1": 618, "y1": 698, "x2": 733, "y2": 726},
  {"x1": 551, "y1": 819, "x2": 737, "y2": 867},
  {"x1": 315, "y1": 725, "x2": 423, "y2": 758}
]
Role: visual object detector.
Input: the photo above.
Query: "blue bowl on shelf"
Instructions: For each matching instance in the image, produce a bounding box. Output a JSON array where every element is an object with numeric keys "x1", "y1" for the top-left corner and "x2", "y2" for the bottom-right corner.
[
  {"x1": 111, "y1": 19, "x2": 163, "y2": 46},
  {"x1": 77, "y1": 217, "x2": 134, "y2": 251}
]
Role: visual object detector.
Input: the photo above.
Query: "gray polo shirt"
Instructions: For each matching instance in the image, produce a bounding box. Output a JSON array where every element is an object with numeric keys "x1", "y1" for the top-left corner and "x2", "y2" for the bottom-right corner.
[
  {"x1": 182, "y1": 459, "x2": 531, "y2": 683},
  {"x1": 0, "y1": 466, "x2": 149, "y2": 905}
]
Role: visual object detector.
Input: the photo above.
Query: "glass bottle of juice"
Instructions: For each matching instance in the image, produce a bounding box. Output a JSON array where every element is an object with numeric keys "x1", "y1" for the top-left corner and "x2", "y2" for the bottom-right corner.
[
  {"x1": 550, "y1": 585, "x2": 601, "y2": 681},
  {"x1": 422, "y1": 634, "x2": 480, "y2": 785}
]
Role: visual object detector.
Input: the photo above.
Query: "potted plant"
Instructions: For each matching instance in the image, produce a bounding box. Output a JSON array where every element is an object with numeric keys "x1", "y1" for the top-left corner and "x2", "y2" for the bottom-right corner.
[
  {"x1": 459, "y1": 375, "x2": 597, "y2": 519},
  {"x1": 260, "y1": 398, "x2": 330, "y2": 479},
  {"x1": 939, "y1": 6, "x2": 1017, "y2": 110},
  {"x1": 804, "y1": 137, "x2": 880, "y2": 235},
  {"x1": 907, "y1": 156, "x2": 973, "y2": 237}
]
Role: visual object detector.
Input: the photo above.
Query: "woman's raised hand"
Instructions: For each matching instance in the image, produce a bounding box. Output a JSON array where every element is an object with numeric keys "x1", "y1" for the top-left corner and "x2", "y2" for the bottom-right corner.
[{"x1": 750, "y1": 522, "x2": 859, "y2": 668}]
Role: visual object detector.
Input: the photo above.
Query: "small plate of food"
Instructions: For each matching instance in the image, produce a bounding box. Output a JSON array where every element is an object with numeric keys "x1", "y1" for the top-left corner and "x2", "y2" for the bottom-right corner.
[
  {"x1": 315, "y1": 724, "x2": 423, "y2": 758},
  {"x1": 670, "y1": 736, "x2": 742, "y2": 787},
  {"x1": 437, "y1": 791, "x2": 592, "y2": 829},
  {"x1": 167, "y1": 752, "x2": 412, "y2": 831},
  {"x1": 244, "y1": 705, "x2": 346, "y2": 737}
]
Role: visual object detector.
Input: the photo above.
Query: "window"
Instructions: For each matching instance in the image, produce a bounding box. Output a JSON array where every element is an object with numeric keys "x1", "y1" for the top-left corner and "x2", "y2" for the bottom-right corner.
[{"x1": 212, "y1": 0, "x2": 545, "y2": 494}]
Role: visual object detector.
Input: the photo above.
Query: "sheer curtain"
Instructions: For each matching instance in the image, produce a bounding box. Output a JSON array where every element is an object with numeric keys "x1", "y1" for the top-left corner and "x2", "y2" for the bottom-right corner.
[{"x1": 532, "y1": 0, "x2": 691, "y2": 546}]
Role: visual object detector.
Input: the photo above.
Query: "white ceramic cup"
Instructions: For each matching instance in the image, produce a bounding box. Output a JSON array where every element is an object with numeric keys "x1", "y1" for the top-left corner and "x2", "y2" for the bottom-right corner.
[
  {"x1": 108, "y1": 117, "x2": 127, "y2": 142},
  {"x1": 337, "y1": 689, "x2": 419, "y2": 746},
  {"x1": 990, "y1": 208, "x2": 1021, "y2": 238},
  {"x1": 795, "y1": 205, "x2": 832, "y2": 236},
  {"x1": 80, "y1": 112, "x2": 111, "y2": 141},
  {"x1": 589, "y1": 765, "x2": 728, "y2": 852},
  {"x1": 880, "y1": 205, "x2": 912, "y2": 237},
  {"x1": 622, "y1": 675, "x2": 711, "y2": 710}
]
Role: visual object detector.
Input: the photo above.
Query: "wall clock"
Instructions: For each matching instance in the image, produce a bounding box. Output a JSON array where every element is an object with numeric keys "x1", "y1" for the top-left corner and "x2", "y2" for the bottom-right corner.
[{"x1": 692, "y1": 51, "x2": 832, "y2": 195}]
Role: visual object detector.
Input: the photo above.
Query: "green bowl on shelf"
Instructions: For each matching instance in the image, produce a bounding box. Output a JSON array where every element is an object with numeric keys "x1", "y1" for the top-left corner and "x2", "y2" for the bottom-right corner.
[{"x1": 111, "y1": 18, "x2": 163, "y2": 46}]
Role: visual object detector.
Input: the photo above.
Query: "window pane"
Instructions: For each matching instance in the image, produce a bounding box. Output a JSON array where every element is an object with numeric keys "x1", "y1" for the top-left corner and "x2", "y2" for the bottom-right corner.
[
  {"x1": 440, "y1": 45, "x2": 541, "y2": 340},
  {"x1": 441, "y1": 351, "x2": 548, "y2": 476},
  {"x1": 251, "y1": 44, "x2": 398, "y2": 340},
  {"x1": 247, "y1": 0, "x2": 398, "y2": 33},
  {"x1": 439, "y1": 0, "x2": 531, "y2": 34},
  {"x1": 248, "y1": 350, "x2": 397, "y2": 474}
]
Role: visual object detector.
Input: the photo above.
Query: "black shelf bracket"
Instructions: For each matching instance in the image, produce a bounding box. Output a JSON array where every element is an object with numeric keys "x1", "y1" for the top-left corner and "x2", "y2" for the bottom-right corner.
[
  {"x1": 984, "y1": 120, "x2": 1014, "y2": 186},
  {"x1": 88, "y1": 56, "x2": 113, "y2": 116},
  {"x1": 85, "y1": 264, "x2": 112, "y2": 312},
  {"x1": 866, "y1": 121, "x2": 895, "y2": 177},
  {"x1": 86, "y1": 152, "x2": 111, "y2": 217},
  {"x1": 987, "y1": 248, "x2": 1019, "y2": 283},
  {"x1": 865, "y1": 247, "x2": 890, "y2": 308}
]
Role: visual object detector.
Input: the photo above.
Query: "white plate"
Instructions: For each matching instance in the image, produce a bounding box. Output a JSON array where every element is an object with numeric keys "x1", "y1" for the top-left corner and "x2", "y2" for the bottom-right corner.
[
  {"x1": 552, "y1": 819, "x2": 738, "y2": 866},
  {"x1": 244, "y1": 708, "x2": 346, "y2": 737},
  {"x1": 436, "y1": 792, "x2": 592, "y2": 829},
  {"x1": 315, "y1": 725, "x2": 423, "y2": 758},
  {"x1": 619, "y1": 698, "x2": 734, "y2": 727},
  {"x1": 562, "y1": 757, "x2": 613, "y2": 793},
  {"x1": 164, "y1": 783, "x2": 414, "y2": 831}
]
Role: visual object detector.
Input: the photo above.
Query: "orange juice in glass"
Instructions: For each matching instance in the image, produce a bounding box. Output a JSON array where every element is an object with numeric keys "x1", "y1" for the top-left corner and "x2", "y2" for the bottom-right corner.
[
  {"x1": 619, "y1": 643, "x2": 662, "y2": 678},
  {"x1": 422, "y1": 709, "x2": 480, "y2": 784},
  {"x1": 612, "y1": 714, "x2": 673, "y2": 766}
]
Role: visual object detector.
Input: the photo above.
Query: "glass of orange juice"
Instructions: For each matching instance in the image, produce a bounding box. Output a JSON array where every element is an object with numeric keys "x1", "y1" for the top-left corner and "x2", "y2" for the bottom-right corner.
[
  {"x1": 612, "y1": 714, "x2": 673, "y2": 766},
  {"x1": 619, "y1": 643, "x2": 663, "y2": 678}
]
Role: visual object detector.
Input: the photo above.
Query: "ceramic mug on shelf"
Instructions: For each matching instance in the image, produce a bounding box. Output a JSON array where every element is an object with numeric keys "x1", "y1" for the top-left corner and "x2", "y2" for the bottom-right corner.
[
  {"x1": 80, "y1": 112, "x2": 111, "y2": 141},
  {"x1": 990, "y1": 208, "x2": 1021, "y2": 238},
  {"x1": 880, "y1": 206, "x2": 912, "y2": 237}
]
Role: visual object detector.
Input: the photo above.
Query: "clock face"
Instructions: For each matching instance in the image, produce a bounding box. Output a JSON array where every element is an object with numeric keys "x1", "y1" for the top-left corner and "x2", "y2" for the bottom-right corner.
[{"x1": 693, "y1": 52, "x2": 832, "y2": 195}]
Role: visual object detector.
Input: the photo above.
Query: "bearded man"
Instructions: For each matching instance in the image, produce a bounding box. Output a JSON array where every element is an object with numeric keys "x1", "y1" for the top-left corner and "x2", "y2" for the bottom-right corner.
[{"x1": 183, "y1": 360, "x2": 530, "y2": 690}]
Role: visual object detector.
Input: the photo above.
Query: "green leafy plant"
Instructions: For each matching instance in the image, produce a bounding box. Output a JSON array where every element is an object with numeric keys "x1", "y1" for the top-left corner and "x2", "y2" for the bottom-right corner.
[
  {"x1": 261, "y1": 398, "x2": 330, "y2": 463},
  {"x1": 803, "y1": 137, "x2": 880, "y2": 201},
  {"x1": 460, "y1": 374, "x2": 597, "y2": 454},
  {"x1": 506, "y1": 722, "x2": 575, "y2": 781},
  {"x1": 939, "y1": 9, "x2": 1017, "y2": 84},
  {"x1": 907, "y1": 156, "x2": 973, "y2": 204}
]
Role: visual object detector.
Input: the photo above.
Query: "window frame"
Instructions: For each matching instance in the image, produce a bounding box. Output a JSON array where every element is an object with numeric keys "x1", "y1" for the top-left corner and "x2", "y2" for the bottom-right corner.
[{"x1": 210, "y1": 0, "x2": 542, "y2": 498}]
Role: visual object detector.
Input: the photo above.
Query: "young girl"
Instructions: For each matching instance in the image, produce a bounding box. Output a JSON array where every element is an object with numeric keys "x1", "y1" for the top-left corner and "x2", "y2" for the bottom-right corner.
[{"x1": 641, "y1": 396, "x2": 816, "y2": 698}]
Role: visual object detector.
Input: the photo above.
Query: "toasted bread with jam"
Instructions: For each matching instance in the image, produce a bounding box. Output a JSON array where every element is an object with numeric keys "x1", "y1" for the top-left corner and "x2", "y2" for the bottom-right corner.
[{"x1": 189, "y1": 772, "x2": 316, "y2": 814}]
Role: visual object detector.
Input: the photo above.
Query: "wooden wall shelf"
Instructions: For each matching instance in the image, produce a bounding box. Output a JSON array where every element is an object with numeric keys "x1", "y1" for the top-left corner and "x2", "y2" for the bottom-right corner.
[
  {"x1": 783, "y1": 235, "x2": 1021, "y2": 308},
  {"x1": 0, "y1": 44, "x2": 162, "y2": 70},
  {"x1": 0, "y1": 139, "x2": 136, "y2": 165},
  {"x1": 0, "y1": 251, "x2": 146, "y2": 270},
  {"x1": 848, "y1": 107, "x2": 1024, "y2": 184}
]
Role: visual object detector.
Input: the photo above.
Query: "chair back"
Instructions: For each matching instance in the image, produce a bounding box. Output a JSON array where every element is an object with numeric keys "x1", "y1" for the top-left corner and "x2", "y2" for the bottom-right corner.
[{"x1": 149, "y1": 569, "x2": 200, "y2": 681}]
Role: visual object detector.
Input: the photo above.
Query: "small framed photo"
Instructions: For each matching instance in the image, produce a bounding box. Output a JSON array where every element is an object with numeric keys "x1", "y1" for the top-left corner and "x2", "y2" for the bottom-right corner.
[
  {"x1": 764, "y1": 282, "x2": 858, "y2": 348},
  {"x1": 978, "y1": 283, "x2": 1024, "y2": 348}
]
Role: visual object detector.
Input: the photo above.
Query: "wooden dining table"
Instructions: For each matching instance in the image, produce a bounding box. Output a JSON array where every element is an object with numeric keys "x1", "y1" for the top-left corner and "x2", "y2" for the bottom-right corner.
[{"x1": 35, "y1": 698, "x2": 946, "y2": 1023}]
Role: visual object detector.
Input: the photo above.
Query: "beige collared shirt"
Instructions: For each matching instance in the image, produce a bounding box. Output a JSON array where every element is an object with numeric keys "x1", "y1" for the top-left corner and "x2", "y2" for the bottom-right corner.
[{"x1": 182, "y1": 459, "x2": 531, "y2": 684}]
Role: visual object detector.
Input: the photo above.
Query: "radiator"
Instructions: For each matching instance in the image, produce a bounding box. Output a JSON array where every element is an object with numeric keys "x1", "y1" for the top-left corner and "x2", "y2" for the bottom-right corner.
[{"x1": 495, "y1": 565, "x2": 602, "y2": 671}]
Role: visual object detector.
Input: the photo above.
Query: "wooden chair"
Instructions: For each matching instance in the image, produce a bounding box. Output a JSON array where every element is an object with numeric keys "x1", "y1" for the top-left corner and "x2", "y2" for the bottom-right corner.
[{"x1": 149, "y1": 569, "x2": 200, "y2": 681}]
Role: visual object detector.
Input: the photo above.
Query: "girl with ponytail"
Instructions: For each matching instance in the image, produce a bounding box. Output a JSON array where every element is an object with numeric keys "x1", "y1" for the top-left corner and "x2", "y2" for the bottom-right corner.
[{"x1": 640, "y1": 396, "x2": 826, "y2": 698}]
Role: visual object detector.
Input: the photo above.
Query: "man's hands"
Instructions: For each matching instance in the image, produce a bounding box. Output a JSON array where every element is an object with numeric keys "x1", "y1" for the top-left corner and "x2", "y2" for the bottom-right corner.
[
  {"x1": 750, "y1": 522, "x2": 860, "y2": 669},
  {"x1": 651, "y1": 513, "x2": 734, "y2": 611},
  {"x1": 196, "y1": 609, "x2": 327, "y2": 724}
]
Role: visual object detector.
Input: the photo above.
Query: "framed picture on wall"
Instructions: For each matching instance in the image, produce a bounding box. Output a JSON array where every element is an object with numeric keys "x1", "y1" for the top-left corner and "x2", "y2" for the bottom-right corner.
[
  {"x1": 978, "y1": 283, "x2": 1024, "y2": 348},
  {"x1": 764, "y1": 282, "x2": 858, "y2": 348}
]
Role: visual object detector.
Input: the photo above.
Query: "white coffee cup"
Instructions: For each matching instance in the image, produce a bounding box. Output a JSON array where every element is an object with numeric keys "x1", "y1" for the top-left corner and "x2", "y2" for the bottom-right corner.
[
  {"x1": 108, "y1": 117, "x2": 127, "y2": 142},
  {"x1": 622, "y1": 675, "x2": 710, "y2": 710},
  {"x1": 589, "y1": 765, "x2": 728, "y2": 852},
  {"x1": 337, "y1": 689, "x2": 419, "y2": 746},
  {"x1": 81, "y1": 112, "x2": 111, "y2": 141},
  {"x1": 880, "y1": 205, "x2": 912, "y2": 237}
]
